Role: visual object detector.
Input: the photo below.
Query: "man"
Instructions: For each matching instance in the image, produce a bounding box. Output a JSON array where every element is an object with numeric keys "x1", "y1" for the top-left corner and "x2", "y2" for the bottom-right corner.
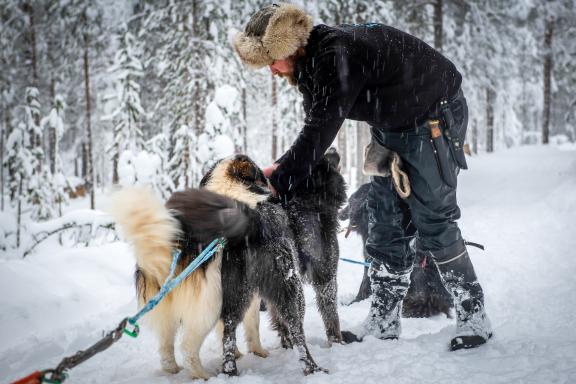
[{"x1": 234, "y1": 3, "x2": 492, "y2": 350}]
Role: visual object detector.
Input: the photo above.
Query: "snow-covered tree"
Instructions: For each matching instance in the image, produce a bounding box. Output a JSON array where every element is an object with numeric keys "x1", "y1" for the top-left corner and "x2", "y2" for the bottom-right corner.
[
  {"x1": 168, "y1": 124, "x2": 194, "y2": 189},
  {"x1": 107, "y1": 31, "x2": 146, "y2": 184},
  {"x1": 42, "y1": 95, "x2": 69, "y2": 216},
  {"x1": 3, "y1": 122, "x2": 34, "y2": 246},
  {"x1": 200, "y1": 84, "x2": 241, "y2": 169},
  {"x1": 145, "y1": 132, "x2": 175, "y2": 200},
  {"x1": 22, "y1": 88, "x2": 55, "y2": 221}
]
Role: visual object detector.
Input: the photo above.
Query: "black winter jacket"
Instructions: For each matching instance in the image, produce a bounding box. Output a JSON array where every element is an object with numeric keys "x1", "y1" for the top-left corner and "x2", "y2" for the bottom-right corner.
[{"x1": 270, "y1": 23, "x2": 462, "y2": 199}]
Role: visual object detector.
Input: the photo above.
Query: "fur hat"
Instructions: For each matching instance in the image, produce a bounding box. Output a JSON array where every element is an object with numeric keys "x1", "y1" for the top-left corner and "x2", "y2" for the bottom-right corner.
[{"x1": 234, "y1": 3, "x2": 313, "y2": 68}]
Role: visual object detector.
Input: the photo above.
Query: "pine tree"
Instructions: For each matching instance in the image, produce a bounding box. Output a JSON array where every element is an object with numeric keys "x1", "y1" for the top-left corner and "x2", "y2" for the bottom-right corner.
[
  {"x1": 4, "y1": 122, "x2": 34, "y2": 247},
  {"x1": 168, "y1": 124, "x2": 194, "y2": 189},
  {"x1": 200, "y1": 85, "x2": 241, "y2": 169},
  {"x1": 23, "y1": 88, "x2": 54, "y2": 221},
  {"x1": 142, "y1": 0, "x2": 224, "y2": 187},
  {"x1": 145, "y1": 132, "x2": 175, "y2": 199},
  {"x1": 61, "y1": 0, "x2": 105, "y2": 209},
  {"x1": 107, "y1": 31, "x2": 146, "y2": 184},
  {"x1": 42, "y1": 95, "x2": 69, "y2": 216}
]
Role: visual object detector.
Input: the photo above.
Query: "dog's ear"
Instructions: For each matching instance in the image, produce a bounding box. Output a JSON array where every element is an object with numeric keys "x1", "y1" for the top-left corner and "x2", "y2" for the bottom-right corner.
[
  {"x1": 324, "y1": 147, "x2": 340, "y2": 169},
  {"x1": 200, "y1": 160, "x2": 222, "y2": 187}
]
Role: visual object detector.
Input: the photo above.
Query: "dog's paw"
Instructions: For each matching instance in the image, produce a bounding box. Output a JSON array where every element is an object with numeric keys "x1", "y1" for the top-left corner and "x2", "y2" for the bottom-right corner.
[
  {"x1": 341, "y1": 330, "x2": 363, "y2": 344},
  {"x1": 250, "y1": 346, "x2": 270, "y2": 358},
  {"x1": 189, "y1": 369, "x2": 211, "y2": 380},
  {"x1": 234, "y1": 347, "x2": 244, "y2": 359},
  {"x1": 223, "y1": 361, "x2": 238, "y2": 376},
  {"x1": 303, "y1": 364, "x2": 329, "y2": 375},
  {"x1": 160, "y1": 359, "x2": 182, "y2": 374},
  {"x1": 327, "y1": 333, "x2": 343, "y2": 346}
]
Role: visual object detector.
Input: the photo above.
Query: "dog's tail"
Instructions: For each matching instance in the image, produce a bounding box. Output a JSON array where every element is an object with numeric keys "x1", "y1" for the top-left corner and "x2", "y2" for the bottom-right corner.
[
  {"x1": 165, "y1": 188, "x2": 252, "y2": 243},
  {"x1": 110, "y1": 186, "x2": 180, "y2": 281}
]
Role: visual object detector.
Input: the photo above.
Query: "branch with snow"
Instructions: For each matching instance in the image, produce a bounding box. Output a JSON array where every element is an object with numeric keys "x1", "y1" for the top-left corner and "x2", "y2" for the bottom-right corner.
[{"x1": 22, "y1": 209, "x2": 118, "y2": 258}]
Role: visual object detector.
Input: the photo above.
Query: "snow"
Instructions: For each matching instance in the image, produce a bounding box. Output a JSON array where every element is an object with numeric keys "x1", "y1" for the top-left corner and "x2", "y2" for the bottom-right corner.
[
  {"x1": 118, "y1": 150, "x2": 162, "y2": 186},
  {"x1": 214, "y1": 85, "x2": 239, "y2": 113},
  {"x1": 2, "y1": 145, "x2": 576, "y2": 383}
]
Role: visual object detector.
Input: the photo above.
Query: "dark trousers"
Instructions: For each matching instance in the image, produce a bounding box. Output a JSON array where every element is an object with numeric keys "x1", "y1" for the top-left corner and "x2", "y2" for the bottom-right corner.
[{"x1": 365, "y1": 89, "x2": 469, "y2": 274}]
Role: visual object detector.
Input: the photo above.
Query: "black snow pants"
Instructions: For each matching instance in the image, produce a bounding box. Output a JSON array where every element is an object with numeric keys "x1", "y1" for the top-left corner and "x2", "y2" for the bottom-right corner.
[{"x1": 365, "y1": 89, "x2": 469, "y2": 274}]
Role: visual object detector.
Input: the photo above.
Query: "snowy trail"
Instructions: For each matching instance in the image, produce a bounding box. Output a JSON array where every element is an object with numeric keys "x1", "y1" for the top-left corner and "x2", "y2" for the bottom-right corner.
[{"x1": 2, "y1": 145, "x2": 576, "y2": 384}]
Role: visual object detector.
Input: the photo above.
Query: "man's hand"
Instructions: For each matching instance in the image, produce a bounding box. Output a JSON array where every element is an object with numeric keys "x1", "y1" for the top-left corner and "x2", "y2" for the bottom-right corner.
[
  {"x1": 263, "y1": 164, "x2": 279, "y2": 178},
  {"x1": 263, "y1": 164, "x2": 279, "y2": 196}
]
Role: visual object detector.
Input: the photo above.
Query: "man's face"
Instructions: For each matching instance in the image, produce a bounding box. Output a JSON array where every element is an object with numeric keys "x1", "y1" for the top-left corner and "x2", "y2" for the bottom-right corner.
[
  {"x1": 269, "y1": 58, "x2": 296, "y2": 85},
  {"x1": 269, "y1": 58, "x2": 294, "y2": 76}
]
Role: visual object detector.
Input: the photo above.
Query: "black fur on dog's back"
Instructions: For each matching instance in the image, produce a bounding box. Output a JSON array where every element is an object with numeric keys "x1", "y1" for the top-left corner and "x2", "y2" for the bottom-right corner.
[
  {"x1": 166, "y1": 189, "x2": 251, "y2": 244},
  {"x1": 288, "y1": 148, "x2": 347, "y2": 275}
]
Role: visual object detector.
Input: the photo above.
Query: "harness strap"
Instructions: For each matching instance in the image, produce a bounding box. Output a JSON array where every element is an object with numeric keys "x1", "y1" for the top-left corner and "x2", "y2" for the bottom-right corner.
[{"x1": 435, "y1": 249, "x2": 467, "y2": 265}]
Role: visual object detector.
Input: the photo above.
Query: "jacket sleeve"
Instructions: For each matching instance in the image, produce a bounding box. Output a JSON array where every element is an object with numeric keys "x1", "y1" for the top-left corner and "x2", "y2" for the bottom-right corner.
[{"x1": 270, "y1": 46, "x2": 366, "y2": 200}]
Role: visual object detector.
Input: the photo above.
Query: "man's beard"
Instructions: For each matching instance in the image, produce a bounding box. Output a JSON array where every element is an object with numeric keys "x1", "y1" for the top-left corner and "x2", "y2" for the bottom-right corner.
[{"x1": 277, "y1": 72, "x2": 297, "y2": 86}]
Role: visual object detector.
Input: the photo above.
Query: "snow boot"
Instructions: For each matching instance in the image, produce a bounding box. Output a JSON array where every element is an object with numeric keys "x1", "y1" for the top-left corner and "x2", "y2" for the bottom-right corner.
[
  {"x1": 435, "y1": 248, "x2": 492, "y2": 351},
  {"x1": 355, "y1": 262, "x2": 412, "y2": 340}
]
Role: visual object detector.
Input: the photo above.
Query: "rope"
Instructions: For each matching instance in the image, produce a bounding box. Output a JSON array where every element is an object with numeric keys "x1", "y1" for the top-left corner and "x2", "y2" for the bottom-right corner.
[{"x1": 11, "y1": 238, "x2": 224, "y2": 384}]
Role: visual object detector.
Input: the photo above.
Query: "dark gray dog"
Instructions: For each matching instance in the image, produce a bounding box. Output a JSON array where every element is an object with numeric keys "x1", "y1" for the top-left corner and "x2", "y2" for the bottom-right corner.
[{"x1": 282, "y1": 148, "x2": 347, "y2": 345}]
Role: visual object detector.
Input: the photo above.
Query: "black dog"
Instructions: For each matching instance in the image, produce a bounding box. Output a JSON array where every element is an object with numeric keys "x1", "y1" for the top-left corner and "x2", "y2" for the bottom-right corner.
[
  {"x1": 281, "y1": 148, "x2": 347, "y2": 345},
  {"x1": 339, "y1": 183, "x2": 453, "y2": 318}
]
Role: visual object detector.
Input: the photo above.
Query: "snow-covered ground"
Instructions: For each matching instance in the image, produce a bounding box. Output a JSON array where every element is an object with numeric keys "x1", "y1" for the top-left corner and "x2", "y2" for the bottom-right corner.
[{"x1": 2, "y1": 145, "x2": 576, "y2": 384}]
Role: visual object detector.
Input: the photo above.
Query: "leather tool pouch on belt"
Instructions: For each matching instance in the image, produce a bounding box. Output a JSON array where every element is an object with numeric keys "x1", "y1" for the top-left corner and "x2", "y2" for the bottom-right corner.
[
  {"x1": 429, "y1": 116, "x2": 467, "y2": 188},
  {"x1": 440, "y1": 102, "x2": 468, "y2": 171}
]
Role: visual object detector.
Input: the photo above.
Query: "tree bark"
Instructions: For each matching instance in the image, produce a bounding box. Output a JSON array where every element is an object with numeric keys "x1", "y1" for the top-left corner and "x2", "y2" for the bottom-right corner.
[
  {"x1": 472, "y1": 118, "x2": 478, "y2": 155},
  {"x1": 16, "y1": 177, "x2": 23, "y2": 248},
  {"x1": 49, "y1": 80, "x2": 57, "y2": 174},
  {"x1": 0, "y1": 120, "x2": 4, "y2": 211},
  {"x1": 433, "y1": 0, "x2": 443, "y2": 52},
  {"x1": 542, "y1": 16, "x2": 554, "y2": 145},
  {"x1": 83, "y1": 32, "x2": 95, "y2": 209},
  {"x1": 183, "y1": 133, "x2": 190, "y2": 189},
  {"x1": 112, "y1": 143, "x2": 119, "y2": 184},
  {"x1": 486, "y1": 88, "x2": 495, "y2": 153},
  {"x1": 81, "y1": 142, "x2": 87, "y2": 178},
  {"x1": 271, "y1": 74, "x2": 278, "y2": 161},
  {"x1": 22, "y1": 2, "x2": 41, "y2": 149}
]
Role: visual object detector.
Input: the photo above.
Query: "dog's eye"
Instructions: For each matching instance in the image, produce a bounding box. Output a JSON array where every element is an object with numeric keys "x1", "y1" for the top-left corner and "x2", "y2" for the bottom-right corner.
[{"x1": 242, "y1": 174, "x2": 256, "y2": 183}]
